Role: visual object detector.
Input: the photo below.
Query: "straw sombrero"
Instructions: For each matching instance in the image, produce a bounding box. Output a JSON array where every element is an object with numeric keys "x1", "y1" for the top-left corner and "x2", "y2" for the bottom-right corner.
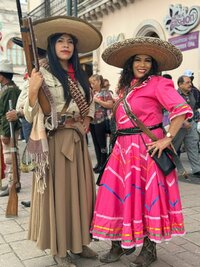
[
  {"x1": 0, "y1": 59, "x2": 19, "y2": 74},
  {"x1": 102, "y1": 36, "x2": 182, "y2": 71},
  {"x1": 33, "y1": 16, "x2": 102, "y2": 53}
]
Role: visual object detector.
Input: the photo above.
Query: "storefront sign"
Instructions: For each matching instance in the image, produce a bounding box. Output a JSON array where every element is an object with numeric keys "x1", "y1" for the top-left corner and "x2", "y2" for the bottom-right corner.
[
  {"x1": 168, "y1": 31, "x2": 199, "y2": 51},
  {"x1": 106, "y1": 33, "x2": 125, "y2": 46},
  {"x1": 164, "y1": 4, "x2": 200, "y2": 35}
]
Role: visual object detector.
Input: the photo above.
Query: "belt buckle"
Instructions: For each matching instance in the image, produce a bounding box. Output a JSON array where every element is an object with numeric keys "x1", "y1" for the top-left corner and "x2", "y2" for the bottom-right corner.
[{"x1": 58, "y1": 114, "x2": 68, "y2": 126}]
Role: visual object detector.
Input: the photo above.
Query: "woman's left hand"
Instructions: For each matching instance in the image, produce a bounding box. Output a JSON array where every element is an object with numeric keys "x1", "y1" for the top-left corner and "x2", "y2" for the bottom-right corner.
[
  {"x1": 93, "y1": 96, "x2": 101, "y2": 104},
  {"x1": 146, "y1": 137, "x2": 172, "y2": 158}
]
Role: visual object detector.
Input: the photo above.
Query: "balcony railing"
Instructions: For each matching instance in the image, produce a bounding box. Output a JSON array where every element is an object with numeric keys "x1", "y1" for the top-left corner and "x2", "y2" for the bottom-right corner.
[
  {"x1": 28, "y1": 0, "x2": 134, "y2": 21},
  {"x1": 28, "y1": 0, "x2": 85, "y2": 21}
]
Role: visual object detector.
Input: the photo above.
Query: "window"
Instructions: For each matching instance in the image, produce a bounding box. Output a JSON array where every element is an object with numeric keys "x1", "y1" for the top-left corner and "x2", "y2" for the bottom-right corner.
[{"x1": 7, "y1": 39, "x2": 26, "y2": 66}]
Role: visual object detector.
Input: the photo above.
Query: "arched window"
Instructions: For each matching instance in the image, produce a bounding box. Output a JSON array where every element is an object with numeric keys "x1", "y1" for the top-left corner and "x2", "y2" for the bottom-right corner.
[
  {"x1": 134, "y1": 20, "x2": 165, "y2": 40},
  {"x1": 7, "y1": 39, "x2": 26, "y2": 66}
]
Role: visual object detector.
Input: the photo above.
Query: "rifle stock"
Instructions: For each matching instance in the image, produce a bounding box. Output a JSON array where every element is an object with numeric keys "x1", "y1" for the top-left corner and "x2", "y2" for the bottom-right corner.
[
  {"x1": 16, "y1": 0, "x2": 51, "y2": 115},
  {"x1": 6, "y1": 100, "x2": 20, "y2": 217}
]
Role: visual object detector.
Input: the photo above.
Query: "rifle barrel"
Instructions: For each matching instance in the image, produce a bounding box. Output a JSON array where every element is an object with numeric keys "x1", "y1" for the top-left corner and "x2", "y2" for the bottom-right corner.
[
  {"x1": 8, "y1": 100, "x2": 14, "y2": 139},
  {"x1": 28, "y1": 16, "x2": 39, "y2": 71},
  {"x1": 16, "y1": 0, "x2": 23, "y2": 26}
]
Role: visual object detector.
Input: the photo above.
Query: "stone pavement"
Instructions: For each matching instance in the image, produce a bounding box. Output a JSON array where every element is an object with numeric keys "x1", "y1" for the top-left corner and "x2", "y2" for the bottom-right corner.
[{"x1": 0, "y1": 138, "x2": 200, "y2": 267}]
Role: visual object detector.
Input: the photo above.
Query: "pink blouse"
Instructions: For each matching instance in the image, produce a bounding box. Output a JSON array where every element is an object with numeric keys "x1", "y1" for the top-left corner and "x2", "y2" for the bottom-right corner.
[{"x1": 116, "y1": 76, "x2": 193, "y2": 130}]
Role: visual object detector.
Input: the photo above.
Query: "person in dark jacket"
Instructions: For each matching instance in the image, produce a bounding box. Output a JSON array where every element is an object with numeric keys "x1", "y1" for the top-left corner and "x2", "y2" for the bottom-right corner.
[
  {"x1": 0, "y1": 59, "x2": 21, "y2": 197},
  {"x1": 173, "y1": 75, "x2": 200, "y2": 177}
]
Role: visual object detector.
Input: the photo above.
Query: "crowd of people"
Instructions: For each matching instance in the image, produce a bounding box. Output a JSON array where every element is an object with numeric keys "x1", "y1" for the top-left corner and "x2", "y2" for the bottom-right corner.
[{"x1": 0, "y1": 14, "x2": 200, "y2": 267}]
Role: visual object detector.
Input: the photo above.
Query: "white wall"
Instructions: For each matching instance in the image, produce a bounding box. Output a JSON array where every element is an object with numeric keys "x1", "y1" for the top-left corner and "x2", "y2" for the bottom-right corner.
[
  {"x1": 25, "y1": 0, "x2": 200, "y2": 89},
  {"x1": 27, "y1": 0, "x2": 43, "y2": 12},
  {"x1": 0, "y1": 0, "x2": 28, "y2": 87},
  {"x1": 98, "y1": 0, "x2": 200, "y2": 90}
]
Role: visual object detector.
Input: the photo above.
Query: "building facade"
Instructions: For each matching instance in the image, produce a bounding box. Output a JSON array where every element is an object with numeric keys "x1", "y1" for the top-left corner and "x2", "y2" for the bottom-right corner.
[
  {"x1": 2, "y1": 0, "x2": 199, "y2": 91},
  {"x1": 0, "y1": 0, "x2": 27, "y2": 86},
  {"x1": 27, "y1": 0, "x2": 200, "y2": 92}
]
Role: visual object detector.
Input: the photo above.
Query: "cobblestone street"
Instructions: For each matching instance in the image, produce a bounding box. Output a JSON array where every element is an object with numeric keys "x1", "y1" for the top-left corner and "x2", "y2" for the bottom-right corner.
[{"x1": 0, "y1": 137, "x2": 200, "y2": 267}]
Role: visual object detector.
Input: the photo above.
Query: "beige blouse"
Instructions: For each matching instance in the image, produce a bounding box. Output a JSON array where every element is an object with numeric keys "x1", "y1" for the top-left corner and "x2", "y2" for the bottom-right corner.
[{"x1": 24, "y1": 67, "x2": 95, "y2": 123}]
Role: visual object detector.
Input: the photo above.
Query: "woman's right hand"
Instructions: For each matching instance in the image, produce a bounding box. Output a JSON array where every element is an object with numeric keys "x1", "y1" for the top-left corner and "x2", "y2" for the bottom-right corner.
[
  {"x1": 29, "y1": 68, "x2": 44, "y2": 96},
  {"x1": 28, "y1": 68, "x2": 44, "y2": 107}
]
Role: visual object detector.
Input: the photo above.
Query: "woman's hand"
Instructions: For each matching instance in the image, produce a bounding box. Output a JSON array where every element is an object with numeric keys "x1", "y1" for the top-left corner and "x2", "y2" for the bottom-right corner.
[
  {"x1": 147, "y1": 137, "x2": 172, "y2": 158},
  {"x1": 93, "y1": 96, "x2": 100, "y2": 103},
  {"x1": 147, "y1": 114, "x2": 186, "y2": 158},
  {"x1": 94, "y1": 96, "x2": 113, "y2": 109},
  {"x1": 28, "y1": 68, "x2": 44, "y2": 107},
  {"x1": 182, "y1": 120, "x2": 191, "y2": 129},
  {"x1": 29, "y1": 68, "x2": 44, "y2": 95}
]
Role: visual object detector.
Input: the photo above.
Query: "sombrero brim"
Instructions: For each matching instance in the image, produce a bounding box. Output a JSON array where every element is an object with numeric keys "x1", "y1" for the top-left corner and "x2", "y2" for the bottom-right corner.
[
  {"x1": 33, "y1": 16, "x2": 102, "y2": 53},
  {"x1": 12, "y1": 37, "x2": 23, "y2": 48},
  {"x1": 0, "y1": 70, "x2": 20, "y2": 75},
  {"x1": 12, "y1": 37, "x2": 46, "y2": 55},
  {"x1": 102, "y1": 37, "x2": 183, "y2": 71}
]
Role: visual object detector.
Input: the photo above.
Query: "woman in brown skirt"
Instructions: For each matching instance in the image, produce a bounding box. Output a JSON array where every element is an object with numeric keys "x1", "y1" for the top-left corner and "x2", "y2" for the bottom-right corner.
[{"x1": 23, "y1": 16, "x2": 102, "y2": 267}]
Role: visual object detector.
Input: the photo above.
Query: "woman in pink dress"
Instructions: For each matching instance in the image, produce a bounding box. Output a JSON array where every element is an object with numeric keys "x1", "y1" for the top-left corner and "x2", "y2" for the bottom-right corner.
[{"x1": 90, "y1": 37, "x2": 193, "y2": 267}]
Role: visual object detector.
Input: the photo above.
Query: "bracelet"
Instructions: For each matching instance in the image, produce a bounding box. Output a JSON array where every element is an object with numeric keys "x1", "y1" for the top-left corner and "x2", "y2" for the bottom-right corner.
[{"x1": 166, "y1": 132, "x2": 174, "y2": 139}]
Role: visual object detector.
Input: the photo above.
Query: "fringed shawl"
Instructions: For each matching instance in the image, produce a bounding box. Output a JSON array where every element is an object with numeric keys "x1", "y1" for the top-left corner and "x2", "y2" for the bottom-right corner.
[{"x1": 27, "y1": 106, "x2": 49, "y2": 193}]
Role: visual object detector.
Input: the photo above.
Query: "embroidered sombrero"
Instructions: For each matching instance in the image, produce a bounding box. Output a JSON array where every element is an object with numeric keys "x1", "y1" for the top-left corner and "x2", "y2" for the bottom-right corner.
[
  {"x1": 102, "y1": 36, "x2": 182, "y2": 71},
  {"x1": 33, "y1": 16, "x2": 102, "y2": 53}
]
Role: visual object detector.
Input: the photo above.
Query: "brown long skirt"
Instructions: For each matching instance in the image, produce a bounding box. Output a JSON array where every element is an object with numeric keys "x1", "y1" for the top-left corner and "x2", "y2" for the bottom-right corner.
[{"x1": 28, "y1": 124, "x2": 96, "y2": 257}]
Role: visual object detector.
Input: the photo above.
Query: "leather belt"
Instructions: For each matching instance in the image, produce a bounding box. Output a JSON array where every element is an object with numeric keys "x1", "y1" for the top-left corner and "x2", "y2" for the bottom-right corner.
[
  {"x1": 116, "y1": 122, "x2": 163, "y2": 136},
  {"x1": 46, "y1": 114, "x2": 83, "y2": 136},
  {"x1": 57, "y1": 114, "x2": 83, "y2": 127}
]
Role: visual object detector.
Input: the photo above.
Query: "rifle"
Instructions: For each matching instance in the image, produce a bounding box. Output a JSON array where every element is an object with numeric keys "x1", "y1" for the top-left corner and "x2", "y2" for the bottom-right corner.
[
  {"x1": 16, "y1": 0, "x2": 51, "y2": 115},
  {"x1": 6, "y1": 100, "x2": 20, "y2": 217}
]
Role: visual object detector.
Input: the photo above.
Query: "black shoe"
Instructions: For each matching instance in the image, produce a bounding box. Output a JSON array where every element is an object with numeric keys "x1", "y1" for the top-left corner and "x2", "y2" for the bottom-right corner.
[
  {"x1": 0, "y1": 188, "x2": 9, "y2": 197},
  {"x1": 192, "y1": 171, "x2": 200, "y2": 177},
  {"x1": 130, "y1": 237, "x2": 157, "y2": 267},
  {"x1": 100, "y1": 241, "x2": 135, "y2": 263},
  {"x1": 0, "y1": 185, "x2": 21, "y2": 197},
  {"x1": 21, "y1": 201, "x2": 31, "y2": 207},
  {"x1": 178, "y1": 171, "x2": 191, "y2": 181}
]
